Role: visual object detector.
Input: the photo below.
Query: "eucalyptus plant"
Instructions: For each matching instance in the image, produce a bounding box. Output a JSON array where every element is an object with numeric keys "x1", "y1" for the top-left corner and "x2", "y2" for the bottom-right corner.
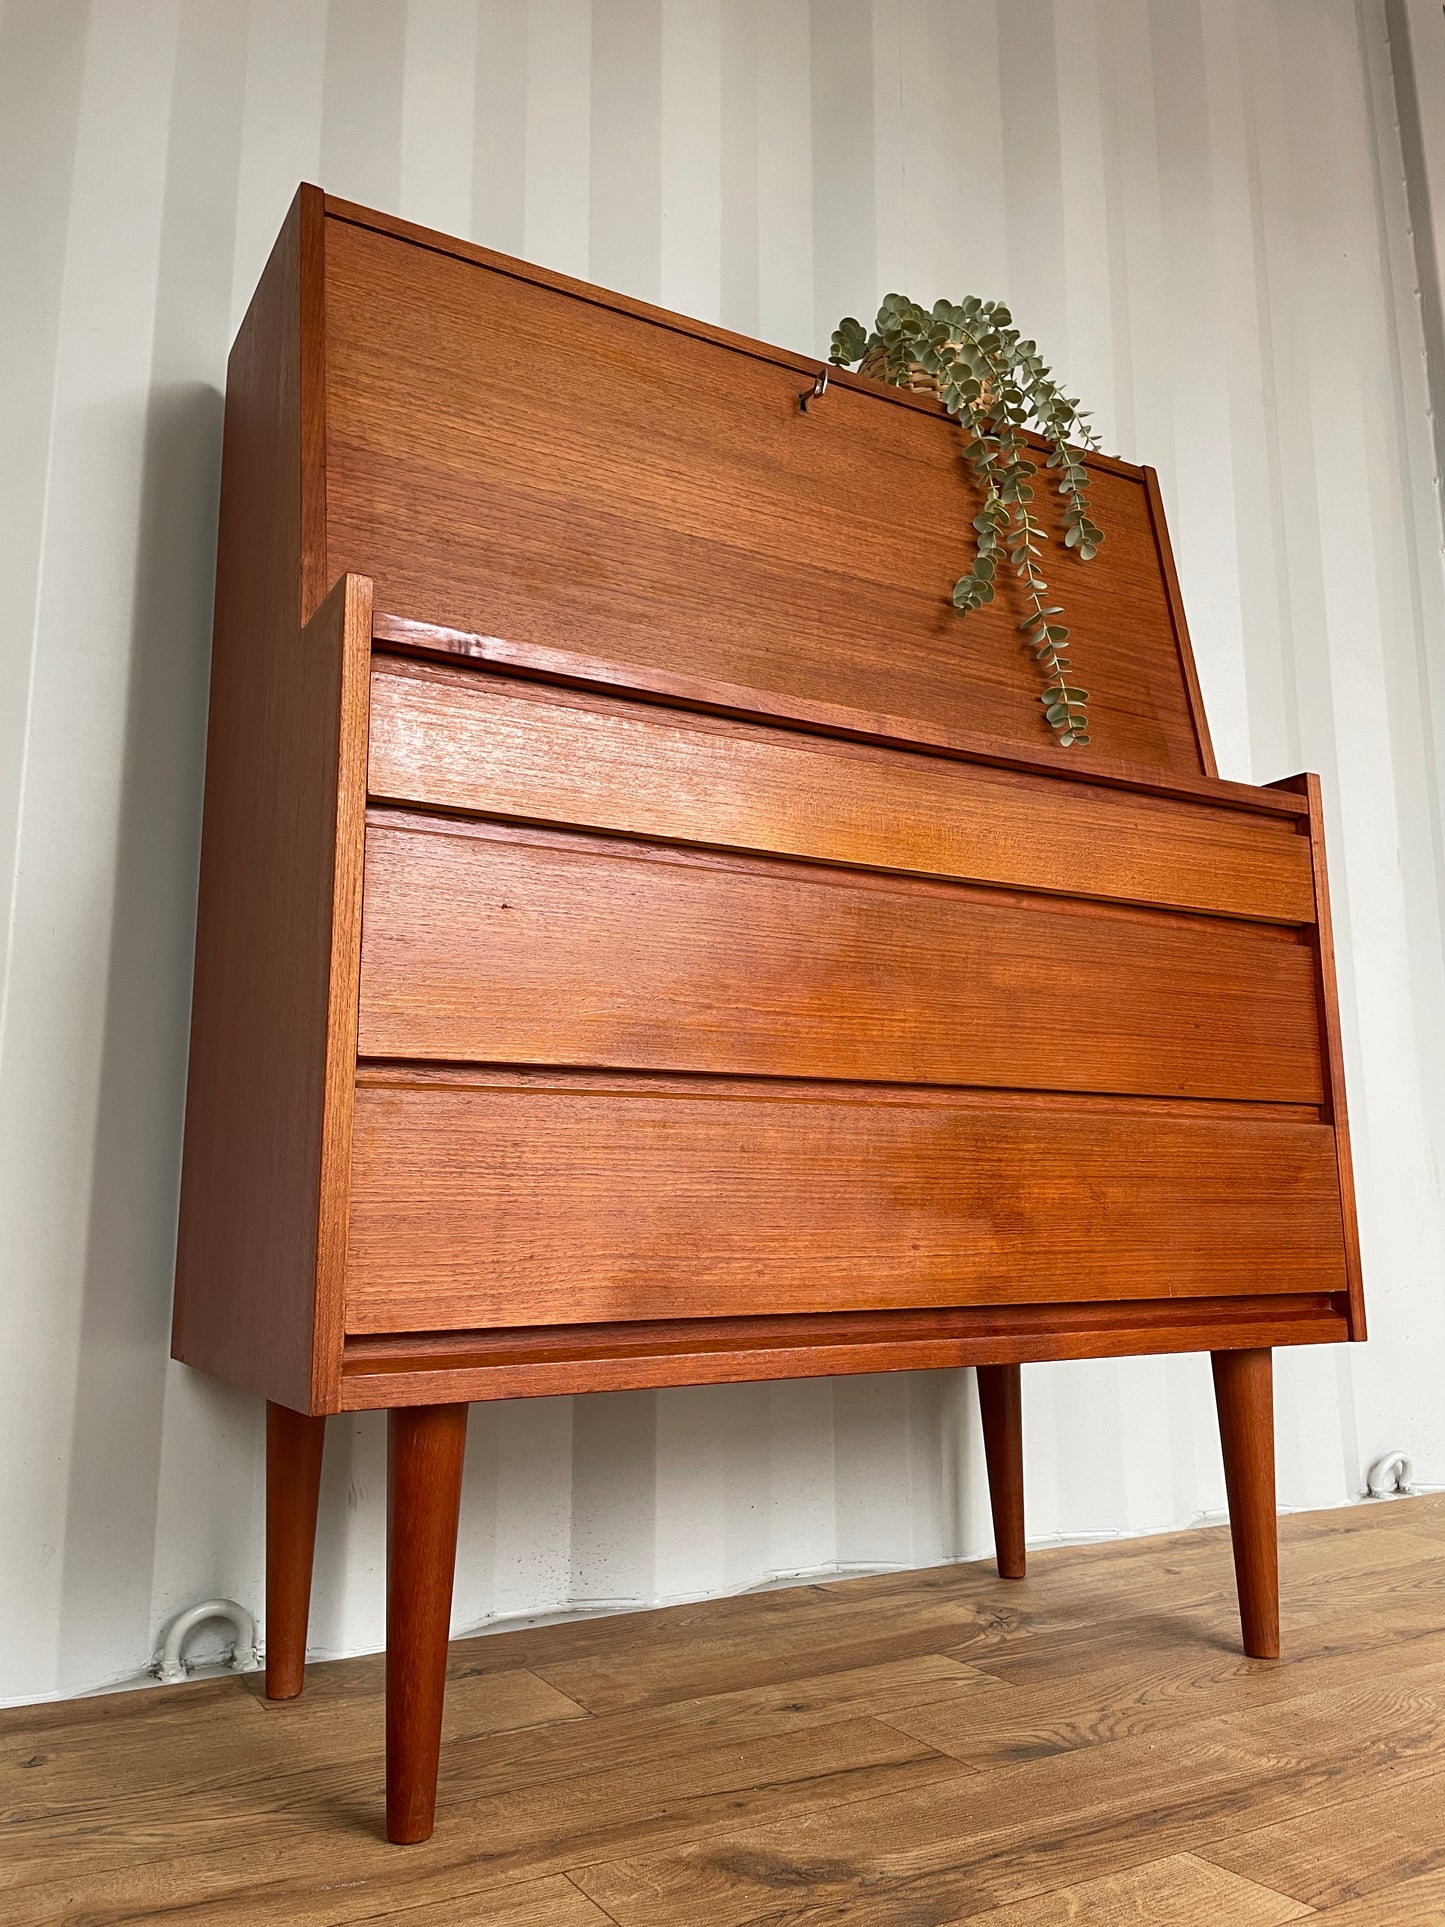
[{"x1": 830, "y1": 295, "x2": 1104, "y2": 748}]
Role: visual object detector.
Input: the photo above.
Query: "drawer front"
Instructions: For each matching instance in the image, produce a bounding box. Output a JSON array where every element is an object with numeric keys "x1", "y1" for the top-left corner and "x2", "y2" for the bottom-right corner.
[
  {"x1": 344, "y1": 1071, "x2": 1350, "y2": 1334},
  {"x1": 357, "y1": 810, "x2": 1325, "y2": 1104},
  {"x1": 367, "y1": 658, "x2": 1316, "y2": 924}
]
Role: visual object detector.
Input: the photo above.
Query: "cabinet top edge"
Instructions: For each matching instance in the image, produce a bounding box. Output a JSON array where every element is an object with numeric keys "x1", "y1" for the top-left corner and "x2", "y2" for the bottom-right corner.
[{"x1": 318, "y1": 189, "x2": 1147, "y2": 485}]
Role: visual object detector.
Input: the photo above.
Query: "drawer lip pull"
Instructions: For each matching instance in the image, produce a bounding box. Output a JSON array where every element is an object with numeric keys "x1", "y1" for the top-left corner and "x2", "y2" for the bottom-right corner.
[
  {"x1": 370, "y1": 614, "x2": 1309, "y2": 822},
  {"x1": 332, "y1": 1295, "x2": 1354, "y2": 1410}
]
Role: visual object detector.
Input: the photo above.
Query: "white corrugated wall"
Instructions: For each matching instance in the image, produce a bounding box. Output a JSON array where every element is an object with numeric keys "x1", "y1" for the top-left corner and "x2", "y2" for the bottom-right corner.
[{"x1": 3, "y1": 0, "x2": 1445, "y2": 1703}]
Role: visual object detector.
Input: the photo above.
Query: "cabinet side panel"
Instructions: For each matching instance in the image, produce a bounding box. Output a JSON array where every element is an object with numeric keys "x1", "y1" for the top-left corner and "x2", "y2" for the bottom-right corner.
[
  {"x1": 312, "y1": 580, "x2": 372, "y2": 1406},
  {"x1": 170, "y1": 177, "x2": 352, "y2": 1409},
  {"x1": 1143, "y1": 466, "x2": 1217, "y2": 778},
  {"x1": 1275, "y1": 771, "x2": 1366, "y2": 1339},
  {"x1": 172, "y1": 569, "x2": 369, "y2": 1410}
]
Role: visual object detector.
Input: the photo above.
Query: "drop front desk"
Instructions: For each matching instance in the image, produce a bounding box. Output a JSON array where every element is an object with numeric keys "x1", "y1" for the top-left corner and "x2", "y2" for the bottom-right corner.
[{"x1": 173, "y1": 186, "x2": 1365, "y2": 1842}]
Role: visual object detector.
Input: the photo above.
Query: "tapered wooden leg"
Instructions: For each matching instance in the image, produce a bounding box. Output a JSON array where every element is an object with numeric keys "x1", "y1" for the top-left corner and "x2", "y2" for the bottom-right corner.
[
  {"x1": 1211, "y1": 1348, "x2": 1279, "y2": 1660},
  {"x1": 265, "y1": 1401, "x2": 327, "y2": 1701},
  {"x1": 387, "y1": 1403, "x2": 468, "y2": 1844},
  {"x1": 977, "y1": 1363, "x2": 1026, "y2": 1579}
]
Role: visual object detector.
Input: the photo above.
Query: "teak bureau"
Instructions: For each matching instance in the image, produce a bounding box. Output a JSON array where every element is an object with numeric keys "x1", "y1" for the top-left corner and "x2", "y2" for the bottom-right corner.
[{"x1": 173, "y1": 186, "x2": 1365, "y2": 1843}]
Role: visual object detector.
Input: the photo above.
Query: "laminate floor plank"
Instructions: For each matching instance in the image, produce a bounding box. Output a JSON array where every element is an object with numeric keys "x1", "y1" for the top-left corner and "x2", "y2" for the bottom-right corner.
[
  {"x1": 570, "y1": 1726, "x2": 1294, "y2": 1925},
  {"x1": 946, "y1": 1852, "x2": 1314, "y2": 1925},
  {"x1": 964, "y1": 1542, "x2": 1445, "y2": 1674},
  {"x1": 379, "y1": 1873, "x2": 616, "y2": 1925},
  {"x1": 528, "y1": 1589, "x2": 1033, "y2": 1715},
  {"x1": 380, "y1": 1576, "x2": 861, "y2": 1679},
  {"x1": 887, "y1": 1622, "x2": 1445, "y2": 1772},
  {"x1": 1195, "y1": 1762, "x2": 1445, "y2": 1910},
  {"x1": 1, "y1": 1716, "x2": 960, "y2": 1925},
  {"x1": 3, "y1": 1496, "x2": 1443, "y2": 1926},
  {"x1": 1311, "y1": 1864, "x2": 1445, "y2": 1922},
  {"x1": 0, "y1": 1650, "x2": 995, "y2": 1907},
  {"x1": 436, "y1": 1652, "x2": 1000, "y2": 1798},
  {"x1": 1, "y1": 1662, "x2": 586, "y2": 1820},
  {"x1": 808, "y1": 1496, "x2": 1441, "y2": 1609},
  {"x1": 935, "y1": 1537, "x2": 1445, "y2": 1685},
  {"x1": 570, "y1": 1663, "x2": 1445, "y2": 1924},
  {"x1": 13, "y1": 1866, "x2": 615, "y2": 1927},
  {"x1": 265, "y1": 1871, "x2": 616, "y2": 1927},
  {"x1": 517, "y1": 1512, "x2": 1366, "y2": 1716}
]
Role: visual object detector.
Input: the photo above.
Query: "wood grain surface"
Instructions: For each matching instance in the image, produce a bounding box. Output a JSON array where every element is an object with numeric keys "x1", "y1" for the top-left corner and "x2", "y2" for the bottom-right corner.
[
  {"x1": 356, "y1": 810, "x2": 1324, "y2": 1102},
  {"x1": 977, "y1": 1363, "x2": 1027, "y2": 1580},
  {"x1": 172, "y1": 556, "x2": 371, "y2": 1412},
  {"x1": 371, "y1": 609, "x2": 1303, "y2": 815},
  {"x1": 323, "y1": 209, "x2": 1209, "y2": 776},
  {"x1": 264, "y1": 1402, "x2": 327, "y2": 1700},
  {"x1": 334, "y1": 1296, "x2": 1351, "y2": 1409},
  {"x1": 1142, "y1": 464, "x2": 1217, "y2": 780},
  {"x1": 366, "y1": 659, "x2": 1317, "y2": 924},
  {"x1": 173, "y1": 184, "x2": 1362, "y2": 1434},
  {"x1": 1211, "y1": 1348, "x2": 1281, "y2": 1660},
  {"x1": 386, "y1": 1404, "x2": 469, "y2": 1843},
  {"x1": 1272, "y1": 771, "x2": 1367, "y2": 1341},
  {"x1": 343, "y1": 1068, "x2": 1349, "y2": 1334},
  {"x1": 171, "y1": 188, "x2": 316, "y2": 1409},
  {"x1": 6, "y1": 1495, "x2": 1441, "y2": 1923},
  {"x1": 166, "y1": 187, "x2": 1371, "y2": 1863}
]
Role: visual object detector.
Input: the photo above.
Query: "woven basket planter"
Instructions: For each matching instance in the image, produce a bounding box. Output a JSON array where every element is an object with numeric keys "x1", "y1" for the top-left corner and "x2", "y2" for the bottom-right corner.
[
  {"x1": 858, "y1": 342, "x2": 941, "y2": 399},
  {"x1": 857, "y1": 342, "x2": 996, "y2": 412}
]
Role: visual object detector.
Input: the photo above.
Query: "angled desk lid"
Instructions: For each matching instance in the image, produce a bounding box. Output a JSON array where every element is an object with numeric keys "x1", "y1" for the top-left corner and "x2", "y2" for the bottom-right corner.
[{"x1": 240, "y1": 184, "x2": 1215, "y2": 783}]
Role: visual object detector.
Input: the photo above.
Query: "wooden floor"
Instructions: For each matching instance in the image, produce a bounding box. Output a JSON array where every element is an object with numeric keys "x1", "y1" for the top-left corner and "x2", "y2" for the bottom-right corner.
[{"x1": 7, "y1": 1496, "x2": 1445, "y2": 1924}]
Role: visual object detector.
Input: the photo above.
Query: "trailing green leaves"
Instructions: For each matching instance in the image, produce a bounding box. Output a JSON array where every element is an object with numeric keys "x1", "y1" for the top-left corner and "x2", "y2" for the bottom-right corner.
[
  {"x1": 830, "y1": 315, "x2": 870, "y2": 366},
  {"x1": 830, "y1": 294, "x2": 1103, "y2": 748}
]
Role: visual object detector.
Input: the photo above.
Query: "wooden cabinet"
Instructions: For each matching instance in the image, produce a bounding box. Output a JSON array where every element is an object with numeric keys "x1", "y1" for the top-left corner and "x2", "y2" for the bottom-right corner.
[{"x1": 173, "y1": 186, "x2": 1363, "y2": 1842}]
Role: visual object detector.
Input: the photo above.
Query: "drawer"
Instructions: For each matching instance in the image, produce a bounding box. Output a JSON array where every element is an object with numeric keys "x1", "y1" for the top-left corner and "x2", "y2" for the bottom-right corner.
[
  {"x1": 344, "y1": 1069, "x2": 1350, "y2": 1334},
  {"x1": 366, "y1": 657, "x2": 1316, "y2": 924},
  {"x1": 356, "y1": 809, "x2": 1325, "y2": 1103}
]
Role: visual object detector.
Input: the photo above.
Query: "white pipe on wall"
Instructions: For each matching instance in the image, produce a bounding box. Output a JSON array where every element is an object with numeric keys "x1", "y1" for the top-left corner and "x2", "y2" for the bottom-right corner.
[{"x1": 155, "y1": 1598, "x2": 257, "y2": 1685}]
